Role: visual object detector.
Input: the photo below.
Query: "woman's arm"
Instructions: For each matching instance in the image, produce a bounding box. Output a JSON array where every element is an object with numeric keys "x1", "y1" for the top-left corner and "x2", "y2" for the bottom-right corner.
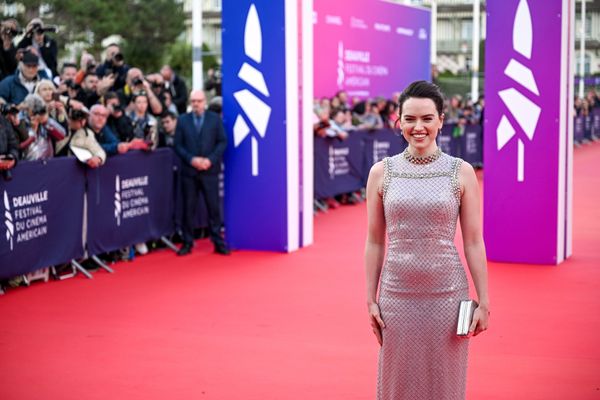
[
  {"x1": 365, "y1": 161, "x2": 387, "y2": 345},
  {"x1": 459, "y1": 162, "x2": 490, "y2": 336}
]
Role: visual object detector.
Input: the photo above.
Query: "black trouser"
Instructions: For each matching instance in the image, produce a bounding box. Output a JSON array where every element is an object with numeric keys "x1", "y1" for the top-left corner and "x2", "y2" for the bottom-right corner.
[{"x1": 181, "y1": 173, "x2": 224, "y2": 247}]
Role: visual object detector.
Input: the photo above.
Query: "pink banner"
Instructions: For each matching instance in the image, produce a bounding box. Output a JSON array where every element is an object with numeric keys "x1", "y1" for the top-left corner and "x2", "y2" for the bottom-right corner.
[{"x1": 313, "y1": 0, "x2": 430, "y2": 100}]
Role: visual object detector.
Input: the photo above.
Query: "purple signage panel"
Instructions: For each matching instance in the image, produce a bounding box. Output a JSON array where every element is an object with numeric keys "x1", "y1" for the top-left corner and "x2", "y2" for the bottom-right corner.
[
  {"x1": 484, "y1": 0, "x2": 573, "y2": 264},
  {"x1": 222, "y1": 0, "x2": 313, "y2": 252},
  {"x1": 313, "y1": 1, "x2": 430, "y2": 99}
]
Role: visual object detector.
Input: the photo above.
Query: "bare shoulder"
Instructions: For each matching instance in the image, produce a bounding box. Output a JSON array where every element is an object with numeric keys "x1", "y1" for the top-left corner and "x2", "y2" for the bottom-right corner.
[
  {"x1": 458, "y1": 159, "x2": 475, "y2": 177},
  {"x1": 369, "y1": 160, "x2": 385, "y2": 179},
  {"x1": 457, "y1": 159, "x2": 477, "y2": 194}
]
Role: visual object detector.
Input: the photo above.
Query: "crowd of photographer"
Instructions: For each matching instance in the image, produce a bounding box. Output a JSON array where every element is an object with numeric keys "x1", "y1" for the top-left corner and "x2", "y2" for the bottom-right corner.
[
  {"x1": 0, "y1": 17, "x2": 197, "y2": 180},
  {"x1": 0, "y1": 17, "x2": 211, "y2": 279}
]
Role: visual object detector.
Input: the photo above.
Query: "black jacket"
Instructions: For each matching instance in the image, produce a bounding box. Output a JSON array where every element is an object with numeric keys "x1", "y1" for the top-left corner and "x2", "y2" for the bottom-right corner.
[
  {"x1": 167, "y1": 74, "x2": 188, "y2": 114},
  {"x1": 0, "y1": 116, "x2": 19, "y2": 161},
  {"x1": 174, "y1": 110, "x2": 227, "y2": 176}
]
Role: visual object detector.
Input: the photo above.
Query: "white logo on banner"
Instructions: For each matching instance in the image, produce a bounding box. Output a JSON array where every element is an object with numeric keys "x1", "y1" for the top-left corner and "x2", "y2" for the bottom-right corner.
[
  {"x1": 496, "y1": 0, "x2": 540, "y2": 182},
  {"x1": 233, "y1": 4, "x2": 272, "y2": 177},
  {"x1": 373, "y1": 140, "x2": 390, "y2": 164},
  {"x1": 328, "y1": 145, "x2": 350, "y2": 178},
  {"x1": 114, "y1": 175, "x2": 121, "y2": 226},
  {"x1": 2, "y1": 189, "x2": 49, "y2": 249},
  {"x1": 337, "y1": 41, "x2": 345, "y2": 89},
  {"x1": 114, "y1": 175, "x2": 151, "y2": 223},
  {"x1": 3, "y1": 191, "x2": 14, "y2": 250}
]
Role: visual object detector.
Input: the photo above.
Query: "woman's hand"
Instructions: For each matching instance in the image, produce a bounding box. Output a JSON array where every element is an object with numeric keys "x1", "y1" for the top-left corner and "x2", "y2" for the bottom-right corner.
[
  {"x1": 469, "y1": 305, "x2": 490, "y2": 336},
  {"x1": 368, "y1": 302, "x2": 385, "y2": 346}
]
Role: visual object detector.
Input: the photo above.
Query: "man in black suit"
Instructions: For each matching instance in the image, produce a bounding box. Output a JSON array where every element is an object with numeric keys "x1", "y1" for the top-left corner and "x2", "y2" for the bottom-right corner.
[{"x1": 174, "y1": 89, "x2": 229, "y2": 255}]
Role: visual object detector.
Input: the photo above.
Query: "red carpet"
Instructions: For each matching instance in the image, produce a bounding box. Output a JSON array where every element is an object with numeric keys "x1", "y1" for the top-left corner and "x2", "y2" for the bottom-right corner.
[{"x1": 1, "y1": 144, "x2": 599, "y2": 400}]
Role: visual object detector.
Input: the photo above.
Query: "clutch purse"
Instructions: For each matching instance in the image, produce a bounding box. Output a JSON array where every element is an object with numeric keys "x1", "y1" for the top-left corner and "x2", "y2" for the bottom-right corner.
[{"x1": 456, "y1": 300, "x2": 478, "y2": 337}]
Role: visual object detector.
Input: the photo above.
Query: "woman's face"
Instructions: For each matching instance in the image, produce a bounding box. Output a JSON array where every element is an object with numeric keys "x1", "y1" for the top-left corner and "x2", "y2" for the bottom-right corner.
[
  {"x1": 39, "y1": 85, "x2": 54, "y2": 103},
  {"x1": 399, "y1": 97, "x2": 443, "y2": 152},
  {"x1": 134, "y1": 96, "x2": 148, "y2": 114}
]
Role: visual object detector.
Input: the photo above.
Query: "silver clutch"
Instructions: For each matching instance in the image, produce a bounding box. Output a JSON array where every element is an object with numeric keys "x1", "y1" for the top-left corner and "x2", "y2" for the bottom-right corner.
[{"x1": 456, "y1": 300, "x2": 478, "y2": 337}]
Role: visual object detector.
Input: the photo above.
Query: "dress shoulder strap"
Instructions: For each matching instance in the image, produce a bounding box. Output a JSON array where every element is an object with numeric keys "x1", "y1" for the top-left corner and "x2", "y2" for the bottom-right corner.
[
  {"x1": 381, "y1": 157, "x2": 392, "y2": 201},
  {"x1": 451, "y1": 157, "x2": 464, "y2": 203}
]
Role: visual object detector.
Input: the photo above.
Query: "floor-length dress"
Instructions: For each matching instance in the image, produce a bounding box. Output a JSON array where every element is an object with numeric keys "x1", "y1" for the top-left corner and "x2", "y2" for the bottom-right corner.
[{"x1": 377, "y1": 150, "x2": 469, "y2": 400}]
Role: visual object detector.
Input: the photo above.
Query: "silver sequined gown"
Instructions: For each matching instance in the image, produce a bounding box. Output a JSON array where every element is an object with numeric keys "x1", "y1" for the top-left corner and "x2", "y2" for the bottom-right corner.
[{"x1": 377, "y1": 152, "x2": 469, "y2": 400}]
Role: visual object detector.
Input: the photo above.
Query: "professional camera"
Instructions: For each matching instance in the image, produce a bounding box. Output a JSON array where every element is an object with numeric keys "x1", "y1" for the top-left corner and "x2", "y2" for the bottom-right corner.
[
  {"x1": 0, "y1": 103, "x2": 19, "y2": 116},
  {"x1": 113, "y1": 53, "x2": 124, "y2": 63},
  {"x1": 69, "y1": 109, "x2": 88, "y2": 121},
  {"x1": 1, "y1": 25, "x2": 23, "y2": 38},
  {"x1": 132, "y1": 77, "x2": 144, "y2": 86},
  {"x1": 64, "y1": 79, "x2": 80, "y2": 91},
  {"x1": 29, "y1": 22, "x2": 57, "y2": 36}
]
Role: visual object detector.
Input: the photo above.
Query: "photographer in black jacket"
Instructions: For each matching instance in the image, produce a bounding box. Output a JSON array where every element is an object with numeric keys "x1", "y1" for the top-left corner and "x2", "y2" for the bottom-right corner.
[
  {"x1": 0, "y1": 105, "x2": 19, "y2": 180},
  {"x1": 17, "y1": 18, "x2": 58, "y2": 79},
  {"x1": 96, "y1": 43, "x2": 130, "y2": 91},
  {"x1": 0, "y1": 19, "x2": 21, "y2": 80}
]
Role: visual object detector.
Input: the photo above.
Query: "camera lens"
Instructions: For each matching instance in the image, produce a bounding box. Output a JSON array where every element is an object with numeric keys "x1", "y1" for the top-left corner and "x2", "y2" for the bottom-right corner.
[{"x1": 114, "y1": 53, "x2": 124, "y2": 62}]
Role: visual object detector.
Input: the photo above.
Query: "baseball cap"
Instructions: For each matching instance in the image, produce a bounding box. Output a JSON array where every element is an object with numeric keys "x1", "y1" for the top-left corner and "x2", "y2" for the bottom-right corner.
[{"x1": 22, "y1": 51, "x2": 39, "y2": 66}]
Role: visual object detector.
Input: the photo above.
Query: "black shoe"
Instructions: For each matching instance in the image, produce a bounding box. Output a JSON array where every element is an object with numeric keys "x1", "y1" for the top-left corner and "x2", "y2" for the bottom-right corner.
[
  {"x1": 177, "y1": 243, "x2": 192, "y2": 256},
  {"x1": 214, "y1": 244, "x2": 231, "y2": 256}
]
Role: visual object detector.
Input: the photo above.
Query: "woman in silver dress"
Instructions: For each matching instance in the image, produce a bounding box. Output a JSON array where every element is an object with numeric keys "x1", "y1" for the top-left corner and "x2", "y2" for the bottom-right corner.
[{"x1": 364, "y1": 81, "x2": 490, "y2": 400}]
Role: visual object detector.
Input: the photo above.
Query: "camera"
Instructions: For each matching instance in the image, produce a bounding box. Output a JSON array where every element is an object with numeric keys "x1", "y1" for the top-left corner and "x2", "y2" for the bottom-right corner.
[
  {"x1": 113, "y1": 53, "x2": 124, "y2": 63},
  {"x1": 51, "y1": 92, "x2": 61, "y2": 101},
  {"x1": 1, "y1": 26, "x2": 23, "y2": 38},
  {"x1": 0, "y1": 103, "x2": 19, "y2": 116},
  {"x1": 69, "y1": 109, "x2": 88, "y2": 121},
  {"x1": 132, "y1": 77, "x2": 144, "y2": 86},
  {"x1": 64, "y1": 79, "x2": 80, "y2": 91},
  {"x1": 29, "y1": 23, "x2": 57, "y2": 36}
]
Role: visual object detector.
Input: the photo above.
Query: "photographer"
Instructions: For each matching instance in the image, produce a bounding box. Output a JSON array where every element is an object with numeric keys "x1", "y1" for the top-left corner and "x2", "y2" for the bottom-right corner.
[
  {"x1": 204, "y1": 67, "x2": 222, "y2": 97},
  {"x1": 127, "y1": 91, "x2": 157, "y2": 151},
  {"x1": 17, "y1": 18, "x2": 58, "y2": 78},
  {"x1": 68, "y1": 108, "x2": 105, "y2": 168},
  {"x1": 117, "y1": 68, "x2": 163, "y2": 116},
  {"x1": 55, "y1": 62, "x2": 78, "y2": 93},
  {"x1": 0, "y1": 107, "x2": 19, "y2": 179},
  {"x1": 0, "y1": 19, "x2": 21, "y2": 80},
  {"x1": 104, "y1": 91, "x2": 134, "y2": 142},
  {"x1": 96, "y1": 43, "x2": 129, "y2": 91},
  {"x1": 160, "y1": 65, "x2": 188, "y2": 114},
  {"x1": 20, "y1": 94, "x2": 65, "y2": 161},
  {"x1": 0, "y1": 50, "x2": 49, "y2": 106}
]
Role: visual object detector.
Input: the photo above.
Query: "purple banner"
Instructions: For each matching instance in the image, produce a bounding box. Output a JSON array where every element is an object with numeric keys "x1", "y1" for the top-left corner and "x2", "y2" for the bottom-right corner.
[
  {"x1": 0, "y1": 158, "x2": 85, "y2": 279},
  {"x1": 86, "y1": 149, "x2": 175, "y2": 255},
  {"x1": 462, "y1": 124, "x2": 483, "y2": 166},
  {"x1": 437, "y1": 124, "x2": 456, "y2": 155},
  {"x1": 484, "y1": 0, "x2": 571, "y2": 264},
  {"x1": 574, "y1": 116, "x2": 585, "y2": 142},
  {"x1": 313, "y1": 1, "x2": 430, "y2": 99},
  {"x1": 362, "y1": 129, "x2": 407, "y2": 184},
  {"x1": 314, "y1": 133, "x2": 365, "y2": 199},
  {"x1": 590, "y1": 108, "x2": 600, "y2": 138}
]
